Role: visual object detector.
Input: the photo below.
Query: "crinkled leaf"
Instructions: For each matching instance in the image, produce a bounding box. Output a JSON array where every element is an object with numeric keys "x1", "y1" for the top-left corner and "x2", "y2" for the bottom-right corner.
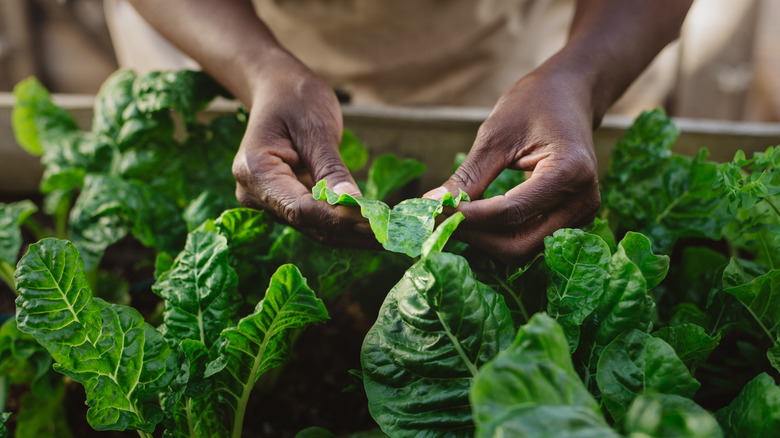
[
  {"x1": 12, "y1": 77, "x2": 79, "y2": 156},
  {"x1": 14, "y1": 238, "x2": 175, "y2": 432},
  {"x1": 596, "y1": 330, "x2": 700, "y2": 423},
  {"x1": 361, "y1": 252, "x2": 515, "y2": 437},
  {"x1": 364, "y1": 155, "x2": 426, "y2": 201},
  {"x1": 161, "y1": 340, "x2": 227, "y2": 438},
  {"x1": 0, "y1": 201, "x2": 37, "y2": 265},
  {"x1": 582, "y1": 217, "x2": 617, "y2": 254},
  {"x1": 617, "y1": 232, "x2": 670, "y2": 290},
  {"x1": 471, "y1": 314, "x2": 612, "y2": 438},
  {"x1": 314, "y1": 180, "x2": 468, "y2": 257},
  {"x1": 210, "y1": 264, "x2": 328, "y2": 414},
  {"x1": 652, "y1": 324, "x2": 720, "y2": 373},
  {"x1": 152, "y1": 230, "x2": 239, "y2": 347},
  {"x1": 39, "y1": 132, "x2": 113, "y2": 194},
  {"x1": 715, "y1": 373, "x2": 780, "y2": 437},
  {"x1": 624, "y1": 393, "x2": 723, "y2": 438},
  {"x1": 544, "y1": 228, "x2": 611, "y2": 350}
]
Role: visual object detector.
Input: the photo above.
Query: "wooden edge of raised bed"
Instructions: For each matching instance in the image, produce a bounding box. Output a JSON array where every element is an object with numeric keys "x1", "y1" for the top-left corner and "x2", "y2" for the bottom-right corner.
[{"x1": 2, "y1": 92, "x2": 780, "y2": 195}]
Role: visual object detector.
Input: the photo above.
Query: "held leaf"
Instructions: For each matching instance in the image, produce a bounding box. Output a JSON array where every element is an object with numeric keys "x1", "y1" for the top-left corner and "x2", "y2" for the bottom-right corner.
[{"x1": 313, "y1": 180, "x2": 468, "y2": 257}]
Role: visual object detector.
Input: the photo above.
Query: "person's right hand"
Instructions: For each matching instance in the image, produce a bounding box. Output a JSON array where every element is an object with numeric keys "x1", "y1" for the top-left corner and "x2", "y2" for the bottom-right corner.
[{"x1": 231, "y1": 52, "x2": 375, "y2": 248}]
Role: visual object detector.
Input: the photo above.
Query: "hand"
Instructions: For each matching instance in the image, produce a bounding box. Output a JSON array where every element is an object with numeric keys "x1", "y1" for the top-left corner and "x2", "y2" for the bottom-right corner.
[
  {"x1": 426, "y1": 67, "x2": 601, "y2": 265},
  {"x1": 232, "y1": 54, "x2": 374, "y2": 247}
]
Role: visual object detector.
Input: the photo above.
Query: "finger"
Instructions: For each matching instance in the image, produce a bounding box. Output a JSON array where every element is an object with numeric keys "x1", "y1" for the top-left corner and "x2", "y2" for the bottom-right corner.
[
  {"x1": 457, "y1": 202, "x2": 598, "y2": 266},
  {"x1": 424, "y1": 122, "x2": 514, "y2": 200},
  {"x1": 457, "y1": 153, "x2": 599, "y2": 230},
  {"x1": 289, "y1": 110, "x2": 362, "y2": 198}
]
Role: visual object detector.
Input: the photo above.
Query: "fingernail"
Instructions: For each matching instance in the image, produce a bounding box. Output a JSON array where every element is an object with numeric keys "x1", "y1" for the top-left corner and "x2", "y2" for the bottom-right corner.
[
  {"x1": 333, "y1": 181, "x2": 361, "y2": 197},
  {"x1": 423, "y1": 187, "x2": 448, "y2": 201}
]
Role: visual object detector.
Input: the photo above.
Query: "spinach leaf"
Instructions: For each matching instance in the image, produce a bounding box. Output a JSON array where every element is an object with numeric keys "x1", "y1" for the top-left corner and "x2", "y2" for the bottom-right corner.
[
  {"x1": 361, "y1": 252, "x2": 514, "y2": 437},
  {"x1": 364, "y1": 155, "x2": 426, "y2": 201},
  {"x1": 0, "y1": 201, "x2": 37, "y2": 266},
  {"x1": 715, "y1": 373, "x2": 780, "y2": 436},
  {"x1": 470, "y1": 313, "x2": 616, "y2": 438},
  {"x1": 152, "y1": 230, "x2": 239, "y2": 348},
  {"x1": 339, "y1": 128, "x2": 369, "y2": 172},
  {"x1": 652, "y1": 324, "x2": 720, "y2": 373},
  {"x1": 543, "y1": 228, "x2": 611, "y2": 350},
  {"x1": 15, "y1": 238, "x2": 176, "y2": 432},
  {"x1": 596, "y1": 330, "x2": 700, "y2": 423},
  {"x1": 313, "y1": 180, "x2": 468, "y2": 257},
  {"x1": 623, "y1": 393, "x2": 722, "y2": 438},
  {"x1": 11, "y1": 77, "x2": 79, "y2": 156},
  {"x1": 208, "y1": 264, "x2": 328, "y2": 437}
]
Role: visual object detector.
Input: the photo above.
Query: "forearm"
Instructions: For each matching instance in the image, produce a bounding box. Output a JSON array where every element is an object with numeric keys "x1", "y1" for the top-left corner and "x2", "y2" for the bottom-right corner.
[
  {"x1": 541, "y1": 0, "x2": 693, "y2": 126},
  {"x1": 127, "y1": 0, "x2": 297, "y2": 106}
]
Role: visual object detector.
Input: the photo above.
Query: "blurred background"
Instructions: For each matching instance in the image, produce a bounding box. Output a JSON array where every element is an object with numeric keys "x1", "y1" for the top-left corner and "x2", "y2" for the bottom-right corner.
[{"x1": 1, "y1": 0, "x2": 779, "y2": 121}]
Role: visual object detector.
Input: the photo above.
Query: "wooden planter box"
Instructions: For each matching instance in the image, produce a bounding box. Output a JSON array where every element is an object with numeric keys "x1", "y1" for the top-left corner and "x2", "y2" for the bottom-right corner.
[{"x1": 2, "y1": 92, "x2": 780, "y2": 196}]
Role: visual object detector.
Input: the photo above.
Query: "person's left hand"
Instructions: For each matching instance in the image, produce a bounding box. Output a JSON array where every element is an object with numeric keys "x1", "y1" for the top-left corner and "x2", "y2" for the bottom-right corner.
[{"x1": 424, "y1": 67, "x2": 601, "y2": 265}]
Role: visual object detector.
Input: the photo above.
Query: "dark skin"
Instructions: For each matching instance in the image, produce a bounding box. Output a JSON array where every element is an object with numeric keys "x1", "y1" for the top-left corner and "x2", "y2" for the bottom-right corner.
[{"x1": 128, "y1": 0, "x2": 693, "y2": 264}]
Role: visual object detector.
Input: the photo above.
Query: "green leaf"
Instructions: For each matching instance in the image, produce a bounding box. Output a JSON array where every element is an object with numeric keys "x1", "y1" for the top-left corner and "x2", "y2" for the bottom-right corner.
[
  {"x1": 617, "y1": 232, "x2": 670, "y2": 290},
  {"x1": 0, "y1": 319, "x2": 54, "y2": 394},
  {"x1": 715, "y1": 373, "x2": 780, "y2": 437},
  {"x1": 14, "y1": 238, "x2": 175, "y2": 432},
  {"x1": 652, "y1": 324, "x2": 720, "y2": 373},
  {"x1": 722, "y1": 259, "x2": 780, "y2": 347},
  {"x1": 0, "y1": 201, "x2": 37, "y2": 265},
  {"x1": 314, "y1": 180, "x2": 468, "y2": 257},
  {"x1": 0, "y1": 412, "x2": 10, "y2": 438},
  {"x1": 15, "y1": 383, "x2": 74, "y2": 438},
  {"x1": 582, "y1": 217, "x2": 617, "y2": 254},
  {"x1": 623, "y1": 393, "x2": 723, "y2": 438},
  {"x1": 361, "y1": 252, "x2": 515, "y2": 437},
  {"x1": 364, "y1": 155, "x2": 426, "y2": 201},
  {"x1": 471, "y1": 314, "x2": 615, "y2": 438},
  {"x1": 544, "y1": 229, "x2": 611, "y2": 350},
  {"x1": 161, "y1": 340, "x2": 227, "y2": 438},
  {"x1": 339, "y1": 128, "x2": 369, "y2": 172},
  {"x1": 210, "y1": 264, "x2": 328, "y2": 428},
  {"x1": 12, "y1": 77, "x2": 79, "y2": 156},
  {"x1": 152, "y1": 230, "x2": 239, "y2": 347},
  {"x1": 420, "y1": 212, "x2": 464, "y2": 259},
  {"x1": 596, "y1": 330, "x2": 700, "y2": 423}
]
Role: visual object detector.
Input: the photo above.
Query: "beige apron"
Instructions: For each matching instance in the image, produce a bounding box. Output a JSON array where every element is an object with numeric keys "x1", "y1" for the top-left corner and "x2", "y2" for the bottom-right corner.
[{"x1": 104, "y1": 0, "x2": 675, "y2": 111}]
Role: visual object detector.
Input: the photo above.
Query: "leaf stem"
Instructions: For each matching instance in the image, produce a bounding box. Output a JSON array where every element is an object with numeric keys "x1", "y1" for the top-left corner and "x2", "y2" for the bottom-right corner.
[
  {"x1": 436, "y1": 313, "x2": 479, "y2": 377},
  {"x1": 0, "y1": 376, "x2": 8, "y2": 413},
  {"x1": 765, "y1": 197, "x2": 780, "y2": 219},
  {"x1": 493, "y1": 275, "x2": 529, "y2": 323},
  {"x1": 22, "y1": 217, "x2": 49, "y2": 242},
  {"x1": 0, "y1": 261, "x2": 17, "y2": 295},
  {"x1": 136, "y1": 431, "x2": 153, "y2": 438}
]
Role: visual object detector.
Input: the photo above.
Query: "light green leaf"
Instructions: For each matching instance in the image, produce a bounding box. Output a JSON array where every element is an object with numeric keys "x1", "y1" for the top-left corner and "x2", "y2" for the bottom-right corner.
[
  {"x1": 210, "y1": 264, "x2": 328, "y2": 430},
  {"x1": 314, "y1": 180, "x2": 468, "y2": 257},
  {"x1": 624, "y1": 393, "x2": 723, "y2": 438},
  {"x1": 617, "y1": 232, "x2": 670, "y2": 290},
  {"x1": 364, "y1": 155, "x2": 426, "y2": 201},
  {"x1": 12, "y1": 77, "x2": 79, "y2": 156},
  {"x1": 361, "y1": 252, "x2": 515, "y2": 437},
  {"x1": 596, "y1": 330, "x2": 700, "y2": 423},
  {"x1": 0, "y1": 201, "x2": 37, "y2": 265},
  {"x1": 544, "y1": 228, "x2": 611, "y2": 350},
  {"x1": 14, "y1": 238, "x2": 175, "y2": 432},
  {"x1": 471, "y1": 314, "x2": 613, "y2": 438},
  {"x1": 339, "y1": 129, "x2": 369, "y2": 172},
  {"x1": 715, "y1": 373, "x2": 780, "y2": 437},
  {"x1": 152, "y1": 230, "x2": 239, "y2": 347},
  {"x1": 420, "y1": 212, "x2": 464, "y2": 259}
]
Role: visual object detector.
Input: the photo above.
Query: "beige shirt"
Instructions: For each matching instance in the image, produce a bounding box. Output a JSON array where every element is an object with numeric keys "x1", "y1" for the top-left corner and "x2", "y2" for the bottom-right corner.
[{"x1": 104, "y1": 0, "x2": 676, "y2": 112}]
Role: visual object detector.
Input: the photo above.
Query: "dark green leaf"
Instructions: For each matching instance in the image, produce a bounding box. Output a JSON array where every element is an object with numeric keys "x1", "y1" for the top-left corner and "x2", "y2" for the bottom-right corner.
[
  {"x1": 596, "y1": 330, "x2": 700, "y2": 423},
  {"x1": 722, "y1": 258, "x2": 780, "y2": 348},
  {"x1": 544, "y1": 229, "x2": 611, "y2": 350},
  {"x1": 652, "y1": 324, "x2": 720, "y2": 372},
  {"x1": 715, "y1": 373, "x2": 780, "y2": 437},
  {"x1": 361, "y1": 252, "x2": 515, "y2": 437},
  {"x1": 152, "y1": 230, "x2": 239, "y2": 347}
]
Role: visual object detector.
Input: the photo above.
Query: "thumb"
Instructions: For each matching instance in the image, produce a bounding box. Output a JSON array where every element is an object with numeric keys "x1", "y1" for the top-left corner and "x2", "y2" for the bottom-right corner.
[
  {"x1": 299, "y1": 127, "x2": 362, "y2": 198},
  {"x1": 423, "y1": 135, "x2": 507, "y2": 200}
]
